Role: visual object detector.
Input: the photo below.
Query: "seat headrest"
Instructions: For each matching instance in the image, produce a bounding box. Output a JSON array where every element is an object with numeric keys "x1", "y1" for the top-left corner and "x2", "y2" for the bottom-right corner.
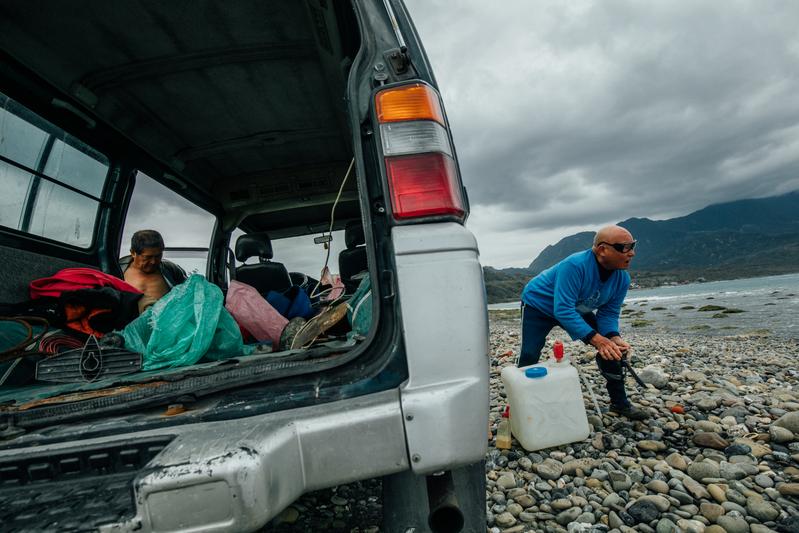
[
  {"x1": 344, "y1": 221, "x2": 365, "y2": 249},
  {"x1": 235, "y1": 233, "x2": 273, "y2": 262}
]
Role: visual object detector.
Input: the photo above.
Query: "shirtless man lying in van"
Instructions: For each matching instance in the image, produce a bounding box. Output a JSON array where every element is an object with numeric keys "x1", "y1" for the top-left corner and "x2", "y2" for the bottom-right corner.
[{"x1": 120, "y1": 230, "x2": 187, "y2": 312}]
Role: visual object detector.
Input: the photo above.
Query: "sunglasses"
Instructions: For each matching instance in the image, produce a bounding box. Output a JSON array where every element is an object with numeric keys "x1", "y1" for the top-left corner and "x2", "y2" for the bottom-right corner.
[{"x1": 599, "y1": 240, "x2": 637, "y2": 253}]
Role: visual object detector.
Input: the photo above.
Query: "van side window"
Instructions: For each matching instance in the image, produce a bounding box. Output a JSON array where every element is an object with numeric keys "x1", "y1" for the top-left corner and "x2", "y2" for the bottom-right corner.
[
  {"x1": 121, "y1": 173, "x2": 215, "y2": 276},
  {"x1": 0, "y1": 92, "x2": 109, "y2": 248}
]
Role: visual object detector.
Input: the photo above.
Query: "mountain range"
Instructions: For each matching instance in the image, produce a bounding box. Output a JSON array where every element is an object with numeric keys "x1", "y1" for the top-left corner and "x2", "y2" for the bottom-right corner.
[{"x1": 483, "y1": 191, "x2": 799, "y2": 304}]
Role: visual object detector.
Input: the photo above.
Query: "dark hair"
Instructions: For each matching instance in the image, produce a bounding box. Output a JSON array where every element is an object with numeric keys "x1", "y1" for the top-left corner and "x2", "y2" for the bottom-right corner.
[{"x1": 131, "y1": 230, "x2": 165, "y2": 254}]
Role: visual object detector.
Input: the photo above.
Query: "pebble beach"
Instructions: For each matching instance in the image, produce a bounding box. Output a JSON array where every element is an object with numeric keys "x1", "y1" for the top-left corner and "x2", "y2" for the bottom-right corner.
[{"x1": 486, "y1": 310, "x2": 799, "y2": 533}]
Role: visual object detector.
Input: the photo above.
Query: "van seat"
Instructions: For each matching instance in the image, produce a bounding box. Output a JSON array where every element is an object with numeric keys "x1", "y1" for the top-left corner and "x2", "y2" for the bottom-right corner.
[
  {"x1": 235, "y1": 233, "x2": 291, "y2": 295},
  {"x1": 338, "y1": 221, "x2": 368, "y2": 294}
]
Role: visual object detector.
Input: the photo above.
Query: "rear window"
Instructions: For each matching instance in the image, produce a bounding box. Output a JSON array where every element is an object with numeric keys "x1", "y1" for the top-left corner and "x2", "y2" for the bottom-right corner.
[{"x1": 0, "y1": 92, "x2": 109, "y2": 247}]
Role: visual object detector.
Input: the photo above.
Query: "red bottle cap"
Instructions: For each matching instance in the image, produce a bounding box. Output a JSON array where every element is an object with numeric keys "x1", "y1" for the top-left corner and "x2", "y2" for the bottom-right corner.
[
  {"x1": 553, "y1": 340, "x2": 564, "y2": 361},
  {"x1": 502, "y1": 405, "x2": 510, "y2": 418}
]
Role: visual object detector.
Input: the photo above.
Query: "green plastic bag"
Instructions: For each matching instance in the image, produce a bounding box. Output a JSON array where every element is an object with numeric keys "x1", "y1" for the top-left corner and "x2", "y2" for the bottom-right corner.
[
  {"x1": 346, "y1": 275, "x2": 372, "y2": 339},
  {"x1": 123, "y1": 275, "x2": 251, "y2": 371}
]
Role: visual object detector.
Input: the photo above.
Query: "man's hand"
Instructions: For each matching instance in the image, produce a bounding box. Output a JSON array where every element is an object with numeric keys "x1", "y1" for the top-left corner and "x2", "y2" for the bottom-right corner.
[
  {"x1": 610, "y1": 336, "x2": 631, "y2": 352},
  {"x1": 590, "y1": 334, "x2": 625, "y2": 360}
]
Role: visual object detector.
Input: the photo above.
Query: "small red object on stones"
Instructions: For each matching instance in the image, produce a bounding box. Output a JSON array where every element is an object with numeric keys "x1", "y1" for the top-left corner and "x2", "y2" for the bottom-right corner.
[{"x1": 670, "y1": 404, "x2": 684, "y2": 414}]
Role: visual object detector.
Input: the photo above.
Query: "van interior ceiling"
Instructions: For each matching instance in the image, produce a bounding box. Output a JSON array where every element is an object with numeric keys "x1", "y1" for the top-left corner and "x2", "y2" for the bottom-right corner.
[
  {"x1": 0, "y1": 0, "x2": 362, "y2": 240},
  {"x1": 0, "y1": 1, "x2": 392, "y2": 425}
]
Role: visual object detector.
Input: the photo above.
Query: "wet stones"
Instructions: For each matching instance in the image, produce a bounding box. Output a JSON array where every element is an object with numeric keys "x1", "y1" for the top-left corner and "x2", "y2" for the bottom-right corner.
[
  {"x1": 535, "y1": 458, "x2": 563, "y2": 480},
  {"x1": 693, "y1": 431, "x2": 730, "y2": 449},
  {"x1": 725, "y1": 443, "x2": 752, "y2": 456},
  {"x1": 770, "y1": 425, "x2": 796, "y2": 443},
  {"x1": 774, "y1": 411, "x2": 799, "y2": 434},
  {"x1": 745, "y1": 495, "x2": 779, "y2": 522},
  {"x1": 716, "y1": 514, "x2": 751, "y2": 533},
  {"x1": 688, "y1": 460, "x2": 721, "y2": 480},
  {"x1": 627, "y1": 499, "x2": 661, "y2": 523},
  {"x1": 638, "y1": 440, "x2": 668, "y2": 452},
  {"x1": 777, "y1": 482, "x2": 799, "y2": 496},
  {"x1": 665, "y1": 452, "x2": 688, "y2": 471}
]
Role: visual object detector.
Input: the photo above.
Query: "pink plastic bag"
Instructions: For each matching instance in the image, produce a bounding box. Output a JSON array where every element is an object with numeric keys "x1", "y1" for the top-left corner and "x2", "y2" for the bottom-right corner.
[
  {"x1": 319, "y1": 267, "x2": 345, "y2": 301},
  {"x1": 225, "y1": 280, "x2": 288, "y2": 345}
]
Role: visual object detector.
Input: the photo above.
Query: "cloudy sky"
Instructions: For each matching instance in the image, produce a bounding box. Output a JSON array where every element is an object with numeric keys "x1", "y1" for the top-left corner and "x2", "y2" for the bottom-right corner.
[
  {"x1": 405, "y1": 0, "x2": 799, "y2": 267},
  {"x1": 125, "y1": 0, "x2": 799, "y2": 273}
]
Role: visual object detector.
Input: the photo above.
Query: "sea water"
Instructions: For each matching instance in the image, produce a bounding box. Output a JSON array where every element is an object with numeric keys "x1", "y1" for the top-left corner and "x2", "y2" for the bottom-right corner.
[{"x1": 489, "y1": 273, "x2": 799, "y2": 338}]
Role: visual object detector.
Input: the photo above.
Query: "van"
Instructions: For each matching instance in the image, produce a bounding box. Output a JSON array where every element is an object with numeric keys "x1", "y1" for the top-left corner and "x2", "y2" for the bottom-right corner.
[{"x1": 0, "y1": 1, "x2": 489, "y2": 532}]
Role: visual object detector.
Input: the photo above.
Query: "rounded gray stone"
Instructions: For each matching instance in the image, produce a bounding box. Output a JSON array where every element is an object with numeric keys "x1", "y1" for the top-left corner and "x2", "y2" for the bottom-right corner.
[
  {"x1": 495, "y1": 511, "x2": 517, "y2": 527},
  {"x1": 536, "y1": 458, "x2": 564, "y2": 480},
  {"x1": 699, "y1": 501, "x2": 725, "y2": 522},
  {"x1": 555, "y1": 507, "x2": 582, "y2": 526},
  {"x1": 655, "y1": 518, "x2": 678, "y2": 533},
  {"x1": 746, "y1": 496, "x2": 779, "y2": 522},
  {"x1": 754, "y1": 474, "x2": 774, "y2": 488},
  {"x1": 716, "y1": 515, "x2": 750, "y2": 533},
  {"x1": 687, "y1": 460, "x2": 720, "y2": 481}
]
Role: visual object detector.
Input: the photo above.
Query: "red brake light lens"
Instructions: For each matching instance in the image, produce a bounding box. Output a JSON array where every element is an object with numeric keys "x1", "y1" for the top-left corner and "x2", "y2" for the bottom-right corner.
[{"x1": 386, "y1": 153, "x2": 464, "y2": 219}]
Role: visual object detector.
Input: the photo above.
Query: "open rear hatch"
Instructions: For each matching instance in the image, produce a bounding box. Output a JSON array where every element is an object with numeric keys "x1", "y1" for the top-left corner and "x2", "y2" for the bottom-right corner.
[{"x1": 0, "y1": 0, "x2": 405, "y2": 435}]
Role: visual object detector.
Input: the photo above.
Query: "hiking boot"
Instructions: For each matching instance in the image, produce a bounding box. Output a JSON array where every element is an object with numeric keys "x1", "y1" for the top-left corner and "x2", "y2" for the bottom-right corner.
[
  {"x1": 610, "y1": 403, "x2": 650, "y2": 420},
  {"x1": 278, "y1": 317, "x2": 306, "y2": 351}
]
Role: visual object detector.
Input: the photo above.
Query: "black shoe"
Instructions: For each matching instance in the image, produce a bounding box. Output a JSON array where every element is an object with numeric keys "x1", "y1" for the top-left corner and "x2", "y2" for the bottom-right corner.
[{"x1": 610, "y1": 403, "x2": 650, "y2": 420}]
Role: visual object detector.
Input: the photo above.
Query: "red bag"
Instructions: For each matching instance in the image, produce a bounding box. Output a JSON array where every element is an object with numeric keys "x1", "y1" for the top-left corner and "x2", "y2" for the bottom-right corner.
[{"x1": 30, "y1": 268, "x2": 141, "y2": 299}]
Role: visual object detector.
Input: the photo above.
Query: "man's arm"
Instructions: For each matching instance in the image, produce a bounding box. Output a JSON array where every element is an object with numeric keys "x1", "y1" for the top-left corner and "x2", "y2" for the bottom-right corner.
[
  {"x1": 552, "y1": 263, "x2": 594, "y2": 341},
  {"x1": 596, "y1": 273, "x2": 629, "y2": 336},
  {"x1": 594, "y1": 274, "x2": 630, "y2": 360}
]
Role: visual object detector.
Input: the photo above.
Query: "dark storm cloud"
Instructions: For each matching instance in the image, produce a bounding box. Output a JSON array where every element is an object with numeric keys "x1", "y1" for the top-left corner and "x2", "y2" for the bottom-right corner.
[
  {"x1": 120, "y1": 1, "x2": 799, "y2": 268},
  {"x1": 406, "y1": 0, "x2": 799, "y2": 233}
]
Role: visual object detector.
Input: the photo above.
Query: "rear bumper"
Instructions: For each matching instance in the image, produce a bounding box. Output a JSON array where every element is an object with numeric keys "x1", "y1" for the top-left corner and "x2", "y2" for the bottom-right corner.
[
  {"x1": 5, "y1": 348, "x2": 485, "y2": 533},
  {"x1": 113, "y1": 390, "x2": 407, "y2": 532},
  {"x1": 0, "y1": 390, "x2": 407, "y2": 533}
]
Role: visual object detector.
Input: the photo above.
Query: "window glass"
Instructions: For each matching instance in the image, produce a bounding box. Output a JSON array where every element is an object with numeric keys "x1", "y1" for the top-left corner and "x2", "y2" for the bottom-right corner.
[
  {"x1": 28, "y1": 180, "x2": 98, "y2": 247},
  {"x1": 42, "y1": 138, "x2": 108, "y2": 197},
  {"x1": 163, "y1": 249, "x2": 209, "y2": 277},
  {"x1": 233, "y1": 229, "x2": 347, "y2": 276},
  {"x1": 0, "y1": 162, "x2": 34, "y2": 230},
  {"x1": 0, "y1": 99, "x2": 49, "y2": 168},
  {"x1": 122, "y1": 173, "x2": 216, "y2": 277},
  {"x1": 0, "y1": 92, "x2": 109, "y2": 248}
]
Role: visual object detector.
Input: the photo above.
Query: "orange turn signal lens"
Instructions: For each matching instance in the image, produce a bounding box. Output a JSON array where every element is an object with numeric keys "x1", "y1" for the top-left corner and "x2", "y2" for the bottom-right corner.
[{"x1": 376, "y1": 83, "x2": 445, "y2": 125}]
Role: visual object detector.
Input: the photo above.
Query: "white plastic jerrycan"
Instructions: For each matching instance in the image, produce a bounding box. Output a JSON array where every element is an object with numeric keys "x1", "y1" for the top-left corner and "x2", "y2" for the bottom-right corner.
[{"x1": 501, "y1": 342, "x2": 590, "y2": 451}]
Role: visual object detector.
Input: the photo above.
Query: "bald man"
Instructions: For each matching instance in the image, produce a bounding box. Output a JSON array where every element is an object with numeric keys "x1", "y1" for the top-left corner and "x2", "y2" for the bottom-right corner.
[{"x1": 519, "y1": 225, "x2": 648, "y2": 420}]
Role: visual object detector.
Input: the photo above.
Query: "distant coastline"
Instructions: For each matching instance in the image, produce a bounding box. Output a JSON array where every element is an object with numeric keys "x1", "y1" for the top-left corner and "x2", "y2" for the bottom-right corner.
[
  {"x1": 628, "y1": 267, "x2": 799, "y2": 291},
  {"x1": 489, "y1": 272, "x2": 799, "y2": 338},
  {"x1": 487, "y1": 270, "x2": 799, "y2": 309}
]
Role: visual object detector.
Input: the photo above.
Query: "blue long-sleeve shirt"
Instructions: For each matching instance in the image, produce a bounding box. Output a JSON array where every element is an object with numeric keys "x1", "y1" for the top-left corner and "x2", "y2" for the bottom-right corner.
[{"x1": 521, "y1": 249, "x2": 630, "y2": 341}]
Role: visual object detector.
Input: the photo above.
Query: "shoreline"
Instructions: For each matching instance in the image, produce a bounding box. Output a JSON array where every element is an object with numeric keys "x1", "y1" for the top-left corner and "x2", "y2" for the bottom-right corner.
[
  {"x1": 486, "y1": 271, "x2": 799, "y2": 307},
  {"x1": 488, "y1": 274, "x2": 799, "y2": 340}
]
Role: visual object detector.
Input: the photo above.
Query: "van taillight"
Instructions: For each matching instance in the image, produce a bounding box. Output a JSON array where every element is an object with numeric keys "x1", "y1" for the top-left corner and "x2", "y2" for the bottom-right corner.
[
  {"x1": 376, "y1": 83, "x2": 465, "y2": 221},
  {"x1": 386, "y1": 153, "x2": 464, "y2": 219}
]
